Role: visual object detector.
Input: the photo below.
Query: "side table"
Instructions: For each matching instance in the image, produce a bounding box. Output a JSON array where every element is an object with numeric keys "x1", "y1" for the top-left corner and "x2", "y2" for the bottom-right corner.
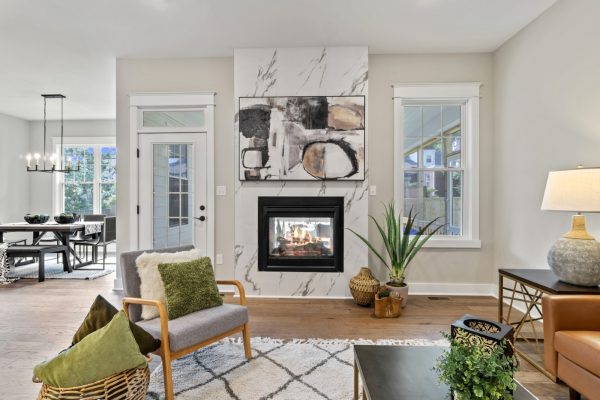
[{"x1": 498, "y1": 268, "x2": 600, "y2": 381}]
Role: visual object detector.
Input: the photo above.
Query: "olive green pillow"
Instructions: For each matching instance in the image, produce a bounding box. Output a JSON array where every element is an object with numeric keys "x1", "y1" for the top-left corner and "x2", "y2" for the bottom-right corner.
[
  {"x1": 158, "y1": 257, "x2": 223, "y2": 320},
  {"x1": 72, "y1": 295, "x2": 160, "y2": 354},
  {"x1": 34, "y1": 311, "x2": 147, "y2": 388}
]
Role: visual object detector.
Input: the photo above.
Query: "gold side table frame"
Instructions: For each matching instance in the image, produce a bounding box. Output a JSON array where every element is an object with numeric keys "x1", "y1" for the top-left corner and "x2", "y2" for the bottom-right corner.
[{"x1": 498, "y1": 273, "x2": 555, "y2": 382}]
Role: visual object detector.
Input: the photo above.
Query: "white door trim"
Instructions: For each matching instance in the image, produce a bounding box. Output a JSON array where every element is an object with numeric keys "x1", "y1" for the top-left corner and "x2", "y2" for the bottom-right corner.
[{"x1": 128, "y1": 92, "x2": 215, "y2": 262}]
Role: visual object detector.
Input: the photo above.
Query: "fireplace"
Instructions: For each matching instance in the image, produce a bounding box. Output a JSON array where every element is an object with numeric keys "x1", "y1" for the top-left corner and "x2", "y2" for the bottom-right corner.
[{"x1": 258, "y1": 197, "x2": 344, "y2": 272}]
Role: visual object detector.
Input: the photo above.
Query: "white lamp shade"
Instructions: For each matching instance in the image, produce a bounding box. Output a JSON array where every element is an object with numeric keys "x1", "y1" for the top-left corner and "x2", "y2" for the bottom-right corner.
[{"x1": 541, "y1": 168, "x2": 600, "y2": 212}]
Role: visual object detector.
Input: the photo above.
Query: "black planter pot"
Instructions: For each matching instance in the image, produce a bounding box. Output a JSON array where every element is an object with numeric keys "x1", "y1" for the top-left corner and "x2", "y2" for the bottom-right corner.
[{"x1": 451, "y1": 314, "x2": 514, "y2": 355}]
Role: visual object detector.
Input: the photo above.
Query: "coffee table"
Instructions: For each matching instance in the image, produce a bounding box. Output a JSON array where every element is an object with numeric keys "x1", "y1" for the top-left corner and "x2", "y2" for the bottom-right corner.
[{"x1": 353, "y1": 345, "x2": 537, "y2": 400}]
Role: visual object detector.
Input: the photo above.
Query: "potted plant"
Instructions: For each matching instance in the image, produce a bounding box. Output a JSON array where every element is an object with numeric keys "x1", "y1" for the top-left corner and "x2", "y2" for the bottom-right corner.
[
  {"x1": 348, "y1": 202, "x2": 442, "y2": 307},
  {"x1": 435, "y1": 333, "x2": 518, "y2": 400}
]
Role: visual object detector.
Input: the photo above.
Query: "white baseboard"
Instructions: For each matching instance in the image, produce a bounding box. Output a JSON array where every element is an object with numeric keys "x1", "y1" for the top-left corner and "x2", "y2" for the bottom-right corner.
[
  {"x1": 245, "y1": 294, "x2": 353, "y2": 300},
  {"x1": 113, "y1": 277, "x2": 123, "y2": 292},
  {"x1": 408, "y1": 282, "x2": 496, "y2": 297},
  {"x1": 237, "y1": 283, "x2": 496, "y2": 299}
]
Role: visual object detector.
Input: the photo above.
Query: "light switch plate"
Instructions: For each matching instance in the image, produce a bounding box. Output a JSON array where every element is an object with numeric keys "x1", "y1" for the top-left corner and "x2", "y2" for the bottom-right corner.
[
  {"x1": 216, "y1": 185, "x2": 226, "y2": 196},
  {"x1": 216, "y1": 254, "x2": 223, "y2": 265},
  {"x1": 369, "y1": 185, "x2": 377, "y2": 196}
]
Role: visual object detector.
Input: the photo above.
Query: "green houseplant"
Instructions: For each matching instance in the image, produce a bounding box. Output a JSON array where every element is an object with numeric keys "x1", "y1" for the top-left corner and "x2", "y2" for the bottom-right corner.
[
  {"x1": 435, "y1": 333, "x2": 518, "y2": 400},
  {"x1": 348, "y1": 202, "x2": 442, "y2": 305}
]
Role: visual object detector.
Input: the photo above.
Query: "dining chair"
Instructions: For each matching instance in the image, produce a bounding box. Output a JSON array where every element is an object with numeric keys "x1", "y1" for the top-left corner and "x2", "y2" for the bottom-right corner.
[
  {"x1": 72, "y1": 215, "x2": 115, "y2": 269},
  {"x1": 120, "y1": 246, "x2": 251, "y2": 400}
]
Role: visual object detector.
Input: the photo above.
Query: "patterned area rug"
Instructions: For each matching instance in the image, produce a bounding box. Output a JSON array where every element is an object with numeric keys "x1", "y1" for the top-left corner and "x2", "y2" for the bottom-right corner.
[
  {"x1": 146, "y1": 337, "x2": 448, "y2": 400},
  {"x1": 7, "y1": 259, "x2": 115, "y2": 280}
]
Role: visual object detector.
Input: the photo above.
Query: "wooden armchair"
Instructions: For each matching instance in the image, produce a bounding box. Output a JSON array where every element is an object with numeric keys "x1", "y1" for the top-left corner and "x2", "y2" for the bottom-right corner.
[{"x1": 120, "y1": 246, "x2": 251, "y2": 400}]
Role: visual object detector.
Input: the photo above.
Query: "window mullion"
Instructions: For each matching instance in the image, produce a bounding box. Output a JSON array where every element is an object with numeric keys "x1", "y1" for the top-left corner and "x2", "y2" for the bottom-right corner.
[{"x1": 94, "y1": 145, "x2": 101, "y2": 214}]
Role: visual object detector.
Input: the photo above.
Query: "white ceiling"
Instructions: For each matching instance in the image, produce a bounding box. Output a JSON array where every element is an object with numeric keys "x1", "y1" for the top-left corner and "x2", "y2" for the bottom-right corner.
[{"x1": 0, "y1": 0, "x2": 558, "y2": 121}]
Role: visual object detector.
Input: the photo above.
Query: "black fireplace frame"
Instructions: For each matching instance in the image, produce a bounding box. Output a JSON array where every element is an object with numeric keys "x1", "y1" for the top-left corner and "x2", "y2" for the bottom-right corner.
[{"x1": 258, "y1": 196, "x2": 344, "y2": 273}]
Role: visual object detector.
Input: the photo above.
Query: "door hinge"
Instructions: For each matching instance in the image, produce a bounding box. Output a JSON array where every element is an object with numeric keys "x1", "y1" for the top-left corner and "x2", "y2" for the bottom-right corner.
[
  {"x1": 136, "y1": 205, "x2": 140, "y2": 214},
  {"x1": 136, "y1": 148, "x2": 140, "y2": 158}
]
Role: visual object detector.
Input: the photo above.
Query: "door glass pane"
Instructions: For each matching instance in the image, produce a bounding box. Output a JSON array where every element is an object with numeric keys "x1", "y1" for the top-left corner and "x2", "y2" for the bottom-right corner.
[
  {"x1": 143, "y1": 110, "x2": 204, "y2": 128},
  {"x1": 152, "y1": 143, "x2": 194, "y2": 249}
]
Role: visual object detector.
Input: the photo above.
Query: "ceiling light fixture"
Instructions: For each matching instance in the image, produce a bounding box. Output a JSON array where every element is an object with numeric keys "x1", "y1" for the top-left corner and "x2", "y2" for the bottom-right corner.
[{"x1": 26, "y1": 94, "x2": 79, "y2": 173}]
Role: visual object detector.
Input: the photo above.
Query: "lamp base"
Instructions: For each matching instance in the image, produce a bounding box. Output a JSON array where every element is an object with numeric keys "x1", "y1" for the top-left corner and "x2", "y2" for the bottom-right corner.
[{"x1": 548, "y1": 238, "x2": 600, "y2": 286}]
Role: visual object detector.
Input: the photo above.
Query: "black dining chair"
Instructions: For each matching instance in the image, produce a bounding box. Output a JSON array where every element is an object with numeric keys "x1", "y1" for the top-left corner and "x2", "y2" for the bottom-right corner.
[{"x1": 72, "y1": 215, "x2": 116, "y2": 270}]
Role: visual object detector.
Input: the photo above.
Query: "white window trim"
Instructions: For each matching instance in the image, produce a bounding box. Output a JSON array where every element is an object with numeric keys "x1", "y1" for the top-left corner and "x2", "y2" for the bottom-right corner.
[
  {"x1": 51, "y1": 137, "x2": 116, "y2": 216},
  {"x1": 393, "y1": 83, "x2": 481, "y2": 249}
]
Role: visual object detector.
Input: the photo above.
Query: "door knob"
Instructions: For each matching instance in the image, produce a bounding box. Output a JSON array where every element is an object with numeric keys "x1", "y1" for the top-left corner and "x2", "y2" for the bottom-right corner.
[{"x1": 194, "y1": 216, "x2": 206, "y2": 221}]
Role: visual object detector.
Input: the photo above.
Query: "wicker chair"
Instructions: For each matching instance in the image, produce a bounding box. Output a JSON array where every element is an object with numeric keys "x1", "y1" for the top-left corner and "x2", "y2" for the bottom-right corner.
[{"x1": 120, "y1": 246, "x2": 251, "y2": 400}]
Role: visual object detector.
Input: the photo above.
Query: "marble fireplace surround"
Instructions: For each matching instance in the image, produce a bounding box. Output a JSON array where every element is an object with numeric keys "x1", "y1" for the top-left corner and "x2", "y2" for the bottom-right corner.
[{"x1": 234, "y1": 47, "x2": 369, "y2": 297}]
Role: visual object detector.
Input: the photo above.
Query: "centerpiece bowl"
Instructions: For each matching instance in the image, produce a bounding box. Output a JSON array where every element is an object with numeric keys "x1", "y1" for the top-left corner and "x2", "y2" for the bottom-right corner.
[
  {"x1": 24, "y1": 214, "x2": 49, "y2": 224},
  {"x1": 54, "y1": 213, "x2": 79, "y2": 224}
]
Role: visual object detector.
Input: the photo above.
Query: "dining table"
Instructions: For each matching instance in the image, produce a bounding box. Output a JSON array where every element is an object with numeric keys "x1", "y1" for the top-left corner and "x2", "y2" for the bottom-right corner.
[{"x1": 0, "y1": 221, "x2": 103, "y2": 269}]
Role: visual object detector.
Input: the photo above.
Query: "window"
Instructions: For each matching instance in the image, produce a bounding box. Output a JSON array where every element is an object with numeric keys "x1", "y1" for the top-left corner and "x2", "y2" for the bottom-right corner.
[
  {"x1": 394, "y1": 83, "x2": 480, "y2": 248},
  {"x1": 54, "y1": 139, "x2": 116, "y2": 216}
]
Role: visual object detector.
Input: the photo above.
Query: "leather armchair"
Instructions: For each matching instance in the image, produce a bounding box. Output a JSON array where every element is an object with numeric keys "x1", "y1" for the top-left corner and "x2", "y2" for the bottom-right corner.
[{"x1": 542, "y1": 295, "x2": 600, "y2": 400}]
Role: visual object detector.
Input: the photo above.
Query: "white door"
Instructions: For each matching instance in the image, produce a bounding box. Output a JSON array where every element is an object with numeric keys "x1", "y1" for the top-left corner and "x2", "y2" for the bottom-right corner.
[{"x1": 138, "y1": 133, "x2": 207, "y2": 253}]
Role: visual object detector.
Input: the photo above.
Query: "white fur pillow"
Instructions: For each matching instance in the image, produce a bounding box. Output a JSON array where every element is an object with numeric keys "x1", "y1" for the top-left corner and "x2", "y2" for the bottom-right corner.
[{"x1": 135, "y1": 249, "x2": 204, "y2": 320}]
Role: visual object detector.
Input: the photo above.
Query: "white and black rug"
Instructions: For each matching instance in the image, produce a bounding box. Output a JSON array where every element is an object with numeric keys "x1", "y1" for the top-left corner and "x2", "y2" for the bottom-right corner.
[
  {"x1": 7, "y1": 257, "x2": 115, "y2": 280},
  {"x1": 146, "y1": 337, "x2": 448, "y2": 400}
]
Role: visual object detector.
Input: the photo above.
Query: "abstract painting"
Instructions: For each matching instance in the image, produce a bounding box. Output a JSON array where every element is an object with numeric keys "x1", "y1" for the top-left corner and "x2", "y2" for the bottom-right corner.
[{"x1": 239, "y1": 96, "x2": 365, "y2": 181}]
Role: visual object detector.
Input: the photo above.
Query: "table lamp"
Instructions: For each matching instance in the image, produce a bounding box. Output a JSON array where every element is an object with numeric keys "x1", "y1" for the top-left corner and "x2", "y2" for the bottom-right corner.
[{"x1": 541, "y1": 167, "x2": 600, "y2": 286}]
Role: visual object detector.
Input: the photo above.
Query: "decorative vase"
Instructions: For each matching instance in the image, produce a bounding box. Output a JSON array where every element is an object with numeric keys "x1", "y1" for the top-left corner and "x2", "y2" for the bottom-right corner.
[
  {"x1": 385, "y1": 282, "x2": 409, "y2": 308},
  {"x1": 547, "y1": 237, "x2": 600, "y2": 286},
  {"x1": 349, "y1": 267, "x2": 380, "y2": 306}
]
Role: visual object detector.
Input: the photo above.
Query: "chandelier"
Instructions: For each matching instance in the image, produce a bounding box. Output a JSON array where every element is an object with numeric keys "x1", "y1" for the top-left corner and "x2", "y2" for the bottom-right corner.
[{"x1": 26, "y1": 94, "x2": 79, "y2": 173}]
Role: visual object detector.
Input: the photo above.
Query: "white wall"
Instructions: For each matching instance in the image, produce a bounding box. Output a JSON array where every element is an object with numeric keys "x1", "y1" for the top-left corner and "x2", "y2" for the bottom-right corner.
[
  {"x1": 493, "y1": 0, "x2": 600, "y2": 271},
  {"x1": 116, "y1": 53, "x2": 495, "y2": 292},
  {"x1": 0, "y1": 112, "x2": 30, "y2": 240},
  {"x1": 116, "y1": 58, "x2": 234, "y2": 278},
  {"x1": 28, "y1": 119, "x2": 115, "y2": 215},
  {"x1": 369, "y1": 54, "x2": 494, "y2": 288}
]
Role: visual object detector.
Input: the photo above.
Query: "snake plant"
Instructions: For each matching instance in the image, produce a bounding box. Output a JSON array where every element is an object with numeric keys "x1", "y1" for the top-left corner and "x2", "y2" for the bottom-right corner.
[{"x1": 348, "y1": 202, "x2": 443, "y2": 286}]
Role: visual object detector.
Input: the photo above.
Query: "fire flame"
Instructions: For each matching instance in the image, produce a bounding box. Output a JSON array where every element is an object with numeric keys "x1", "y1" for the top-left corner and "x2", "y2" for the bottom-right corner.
[{"x1": 290, "y1": 226, "x2": 314, "y2": 244}]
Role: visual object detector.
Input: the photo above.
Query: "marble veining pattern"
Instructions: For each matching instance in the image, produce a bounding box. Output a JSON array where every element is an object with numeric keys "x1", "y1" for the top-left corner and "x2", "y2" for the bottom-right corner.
[{"x1": 234, "y1": 47, "x2": 369, "y2": 297}]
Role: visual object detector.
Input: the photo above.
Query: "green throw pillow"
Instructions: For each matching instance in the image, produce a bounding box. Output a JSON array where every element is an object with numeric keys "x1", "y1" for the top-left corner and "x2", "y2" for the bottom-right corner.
[
  {"x1": 72, "y1": 295, "x2": 160, "y2": 354},
  {"x1": 158, "y1": 257, "x2": 223, "y2": 320},
  {"x1": 34, "y1": 311, "x2": 147, "y2": 388}
]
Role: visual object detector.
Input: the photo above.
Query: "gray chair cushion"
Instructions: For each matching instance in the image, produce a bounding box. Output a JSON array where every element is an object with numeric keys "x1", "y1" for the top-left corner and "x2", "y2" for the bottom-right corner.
[
  {"x1": 120, "y1": 245, "x2": 194, "y2": 322},
  {"x1": 137, "y1": 304, "x2": 248, "y2": 353}
]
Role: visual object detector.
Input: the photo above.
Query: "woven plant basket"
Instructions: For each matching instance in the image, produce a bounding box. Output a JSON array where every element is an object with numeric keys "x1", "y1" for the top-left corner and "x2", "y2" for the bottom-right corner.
[
  {"x1": 349, "y1": 267, "x2": 381, "y2": 306},
  {"x1": 37, "y1": 365, "x2": 150, "y2": 400}
]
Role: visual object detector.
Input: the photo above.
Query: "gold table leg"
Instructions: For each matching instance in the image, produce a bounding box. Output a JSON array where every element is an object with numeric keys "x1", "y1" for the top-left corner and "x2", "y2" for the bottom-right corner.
[
  {"x1": 354, "y1": 359, "x2": 358, "y2": 400},
  {"x1": 499, "y1": 274, "x2": 557, "y2": 382}
]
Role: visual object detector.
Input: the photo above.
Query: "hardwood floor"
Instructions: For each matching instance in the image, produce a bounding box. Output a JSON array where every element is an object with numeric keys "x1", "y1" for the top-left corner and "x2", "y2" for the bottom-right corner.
[{"x1": 0, "y1": 275, "x2": 568, "y2": 400}]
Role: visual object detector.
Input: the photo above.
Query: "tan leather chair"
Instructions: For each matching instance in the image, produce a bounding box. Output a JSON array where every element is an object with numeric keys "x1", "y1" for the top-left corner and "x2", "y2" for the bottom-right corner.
[{"x1": 542, "y1": 295, "x2": 600, "y2": 400}]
